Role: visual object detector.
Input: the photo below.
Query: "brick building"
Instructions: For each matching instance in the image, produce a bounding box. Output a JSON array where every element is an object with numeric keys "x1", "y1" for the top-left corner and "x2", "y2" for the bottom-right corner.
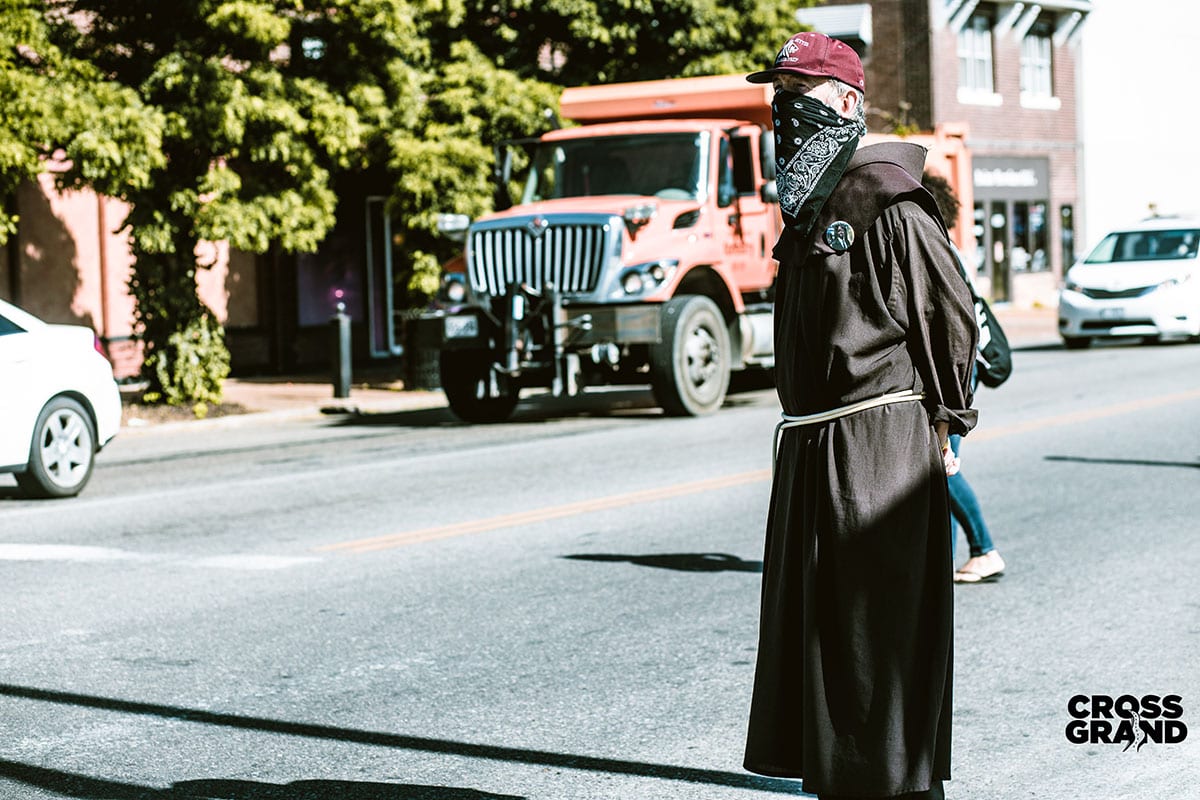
[{"x1": 798, "y1": 0, "x2": 1091, "y2": 305}]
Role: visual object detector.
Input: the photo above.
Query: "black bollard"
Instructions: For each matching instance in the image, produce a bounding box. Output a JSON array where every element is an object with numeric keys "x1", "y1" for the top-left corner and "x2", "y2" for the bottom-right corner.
[{"x1": 331, "y1": 302, "x2": 351, "y2": 398}]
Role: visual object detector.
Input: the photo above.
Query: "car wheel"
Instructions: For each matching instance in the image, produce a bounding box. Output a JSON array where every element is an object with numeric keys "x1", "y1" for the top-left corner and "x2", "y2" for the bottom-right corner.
[
  {"x1": 15, "y1": 396, "x2": 97, "y2": 499},
  {"x1": 439, "y1": 350, "x2": 519, "y2": 423},
  {"x1": 649, "y1": 295, "x2": 731, "y2": 416},
  {"x1": 1062, "y1": 336, "x2": 1091, "y2": 350}
]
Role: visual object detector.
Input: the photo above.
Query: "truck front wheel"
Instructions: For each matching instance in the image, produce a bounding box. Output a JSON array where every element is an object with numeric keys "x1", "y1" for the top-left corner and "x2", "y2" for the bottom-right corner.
[
  {"x1": 649, "y1": 295, "x2": 731, "y2": 416},
  {"x1": 439, "y1": 350, "x2": 519, "y2": 423}
]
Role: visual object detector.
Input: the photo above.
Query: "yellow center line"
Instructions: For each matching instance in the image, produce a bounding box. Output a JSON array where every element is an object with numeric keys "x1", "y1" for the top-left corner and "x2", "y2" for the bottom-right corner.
[
  {"x1": 968, "y1": 387, "x2": 1200, "y2": 442},
  {"x1": 316, "y1": 387, "x2": 1200, "y2": 554},
  {"x1": 315, "y1": 470, "x2": 771, "y2": 554}
]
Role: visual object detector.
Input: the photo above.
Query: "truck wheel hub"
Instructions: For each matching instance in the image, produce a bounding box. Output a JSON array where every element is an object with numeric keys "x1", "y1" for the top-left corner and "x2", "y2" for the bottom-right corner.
[{"x1": 685, "y1": 327, "x2": 720, "y2": 386}]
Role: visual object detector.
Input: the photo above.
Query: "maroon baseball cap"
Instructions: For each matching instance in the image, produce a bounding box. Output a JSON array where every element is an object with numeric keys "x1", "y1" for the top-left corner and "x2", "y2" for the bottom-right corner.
[{"x1": 746, "y1": 31, "x2": 865, "y2": 93}]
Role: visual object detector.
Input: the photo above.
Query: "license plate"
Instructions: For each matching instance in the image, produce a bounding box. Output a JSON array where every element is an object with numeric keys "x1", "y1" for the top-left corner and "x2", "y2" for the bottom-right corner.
[
  {"x1": 1098, "y1": 307, "x2": 1126, "y2": 320},
  {"x1": 444, "y1": 315, "x2": 479, "y2": 339}
]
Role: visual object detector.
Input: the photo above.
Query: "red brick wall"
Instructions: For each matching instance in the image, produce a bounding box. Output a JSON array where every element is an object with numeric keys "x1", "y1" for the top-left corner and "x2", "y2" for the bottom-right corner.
[{"x1": 813, "y1": 0, "x2": 934, "y2": 132}]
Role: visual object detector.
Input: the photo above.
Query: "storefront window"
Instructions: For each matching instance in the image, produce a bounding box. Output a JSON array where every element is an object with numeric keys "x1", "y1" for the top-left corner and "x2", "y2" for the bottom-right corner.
[
  {"x1": 1012, "y1": 202, "x2": 1030, "y2": 272},
  {"x1": 972, "y1": 157, "x2": 1053, "y2": 296}
]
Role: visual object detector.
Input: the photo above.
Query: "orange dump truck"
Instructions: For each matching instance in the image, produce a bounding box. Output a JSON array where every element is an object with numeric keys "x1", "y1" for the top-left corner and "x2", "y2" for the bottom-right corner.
[{"x1": 420, "y1": 74, "x2": 968, "y2": 422}]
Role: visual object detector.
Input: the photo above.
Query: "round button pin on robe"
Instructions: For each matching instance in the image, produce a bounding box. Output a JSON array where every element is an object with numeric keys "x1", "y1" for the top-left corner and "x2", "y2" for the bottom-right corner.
[{"x1": 825, "y1": 221, "x2": 855, "y2": 252}]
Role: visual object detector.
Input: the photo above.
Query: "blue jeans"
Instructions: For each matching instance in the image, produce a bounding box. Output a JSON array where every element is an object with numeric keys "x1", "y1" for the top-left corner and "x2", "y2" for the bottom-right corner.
[{"x1": 948, "y1": 434, "x2": 995, "y2": 559}]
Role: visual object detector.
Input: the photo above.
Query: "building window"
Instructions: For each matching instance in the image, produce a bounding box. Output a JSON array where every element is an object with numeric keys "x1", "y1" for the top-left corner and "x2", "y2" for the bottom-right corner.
[
  {"x1": 1020, "y1": 23, "x2": 1060, "y2": 109},
  {"x1": 957, "y1": 15, "x2": 1001, "y2": 105}
]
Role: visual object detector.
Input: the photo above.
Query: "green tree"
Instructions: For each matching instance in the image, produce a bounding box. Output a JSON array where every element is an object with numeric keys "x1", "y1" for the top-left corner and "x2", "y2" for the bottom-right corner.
[
  {"x1": 445, "y1": 0, "x2": 804, "y2": 85},
  {"x1": 0, "y1": 0, "x2": 163, "y2": 243},
  {"x1": 51, "y1": 0, "x2": 557, "y2": 408},
  {"x1": 44, "y1": 0, "x2": 801, "y2": 410}
]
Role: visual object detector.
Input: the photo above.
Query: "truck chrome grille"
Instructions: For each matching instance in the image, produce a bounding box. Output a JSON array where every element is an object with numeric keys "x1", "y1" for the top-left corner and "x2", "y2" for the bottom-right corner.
[{"x1": 467, "y1": 220, "x2": 613, "y2": 296}]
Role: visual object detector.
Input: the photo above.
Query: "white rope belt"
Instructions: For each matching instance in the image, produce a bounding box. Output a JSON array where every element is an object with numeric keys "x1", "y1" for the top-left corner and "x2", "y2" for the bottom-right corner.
[{"x1": 772, "y1": 389, "x2": 926, "y2": 475}]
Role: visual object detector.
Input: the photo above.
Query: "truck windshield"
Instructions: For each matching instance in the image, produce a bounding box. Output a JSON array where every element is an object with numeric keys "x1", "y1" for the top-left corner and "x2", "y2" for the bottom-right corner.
[
  {"x1": 522, "y1": 132, "x2": 708, "y2": 203},
  {"x1": 1084, "y1": 228, "x2": 1200, "y2": 263}
]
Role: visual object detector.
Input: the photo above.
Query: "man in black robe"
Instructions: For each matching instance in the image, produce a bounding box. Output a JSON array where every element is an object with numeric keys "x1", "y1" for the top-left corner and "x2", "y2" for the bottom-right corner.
[{"x1": 743, "y1": 32, "x2": 979, "y2": 800}]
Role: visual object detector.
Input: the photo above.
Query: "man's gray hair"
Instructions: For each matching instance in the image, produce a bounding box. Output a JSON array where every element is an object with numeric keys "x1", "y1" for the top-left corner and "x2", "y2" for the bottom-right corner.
[{"x1": 832, "y1": 77, "x2": 866, "y2": 128}]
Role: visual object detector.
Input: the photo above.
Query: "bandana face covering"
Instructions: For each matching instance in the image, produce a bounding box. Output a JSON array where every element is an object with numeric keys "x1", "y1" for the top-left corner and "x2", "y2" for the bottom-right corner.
[{"x1": 772, "y1": 90, "x2": 866, "y2": 240}]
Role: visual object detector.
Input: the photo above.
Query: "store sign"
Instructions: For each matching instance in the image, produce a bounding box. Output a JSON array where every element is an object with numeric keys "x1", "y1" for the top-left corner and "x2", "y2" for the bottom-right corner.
[
  {"x1": 975, "y1": 168, "x2": 1039, "y2": 188},
  {"x1": 973, "y1": 157, "x2": 1049, "y2": 200}
]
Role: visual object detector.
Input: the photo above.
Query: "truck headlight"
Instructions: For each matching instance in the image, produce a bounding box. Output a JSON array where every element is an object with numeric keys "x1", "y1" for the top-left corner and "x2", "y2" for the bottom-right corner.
[
  {"x1": 1153, "y1": 274, "x2": 1192, "y2": 292},
  {"x1": 440, "y1": 273, "x2": 468, "y2": 304},
  {"x1": 618, "y1": 260, "x2": 679, "y2": 296}
]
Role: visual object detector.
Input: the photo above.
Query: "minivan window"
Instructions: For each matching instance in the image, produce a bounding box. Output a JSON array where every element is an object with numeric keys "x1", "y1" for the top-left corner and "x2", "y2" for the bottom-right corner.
[{"x1": 1085, "y1": 228, "x2": 1200, "y2": 263}]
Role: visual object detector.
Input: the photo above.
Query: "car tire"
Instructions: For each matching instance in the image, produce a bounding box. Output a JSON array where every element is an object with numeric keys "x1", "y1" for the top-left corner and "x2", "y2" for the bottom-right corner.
[
  {"x1": 15, "y1": 396, "x2": 97, "y2": 499},
  {"x1": 1062, "y1": 336, "x2": 1091, "y2": 350},
  {"x1": 439, "y1": 350, "x2": 519, "y2": 423},
  {"x1": 649, "y1": 295, "x2": 731, "y2": 416}
]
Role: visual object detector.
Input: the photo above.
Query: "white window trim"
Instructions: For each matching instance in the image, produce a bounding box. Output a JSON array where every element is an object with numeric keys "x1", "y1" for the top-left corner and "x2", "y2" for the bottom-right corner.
[
  {"x1": 957, "y1": 87, "x2": 1004, "y2": 106},
  {"x1": 1020, "y1": 93, "x2": 1062, "y2": 110}
]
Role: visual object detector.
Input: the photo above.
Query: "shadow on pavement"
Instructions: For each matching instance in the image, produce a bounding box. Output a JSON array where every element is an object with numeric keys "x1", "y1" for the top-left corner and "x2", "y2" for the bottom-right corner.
[
  {"x1": 562, "y1": 552, "x2": 763, "y2": 573},
  {"x1": 327, "y1": 387, "x2": 770, "y2": 429},
  {"x1": 1045, "y1": 454, "x2": 1200, "y2": 470},
  {"x1": 0, "y1": 760, "x2": 522, "y2": 799},
  {"x1": 0, "y1": 685, "x2": 805, "y2": 795}
]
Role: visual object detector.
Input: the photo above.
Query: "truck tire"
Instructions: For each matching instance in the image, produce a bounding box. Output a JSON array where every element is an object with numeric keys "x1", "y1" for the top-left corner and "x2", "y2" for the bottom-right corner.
[
  {"x1": 16, "y1": 396, "x2": 97, "y2": 499},
  {"x1": 649, "y1": 295, "x2": 731, "y2": 416},
  {"x1": 439, "y1": 350, "x2": 519, "y2": 423}
]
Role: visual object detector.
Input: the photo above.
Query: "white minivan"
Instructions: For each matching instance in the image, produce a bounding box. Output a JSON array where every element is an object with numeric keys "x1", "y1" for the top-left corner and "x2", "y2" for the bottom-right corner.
[
  {"x1": 1058, "y1": 216, "x2": 1200, "y2": 349},
  {"x1": 0, "y1": 298, "x2": 121, "y2": 498}
]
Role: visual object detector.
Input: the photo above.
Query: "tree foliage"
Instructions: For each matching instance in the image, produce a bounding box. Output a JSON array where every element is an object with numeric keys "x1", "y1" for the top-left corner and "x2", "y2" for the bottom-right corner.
[
  {"x1": 446, "y1": 0, "x2": 802, "y2": 85},
  {"x1": 25, "y1": 0, "x2": 802, "y2": 406},
  {"x1": 0, "y1": 0, "x2": 162, "y2": 241}
]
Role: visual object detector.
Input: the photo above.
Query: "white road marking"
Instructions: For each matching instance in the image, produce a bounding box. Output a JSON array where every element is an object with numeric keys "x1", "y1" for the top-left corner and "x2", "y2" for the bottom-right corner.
[{"x1": 0, "y1": 543, "x2": 317, "y2": 571}]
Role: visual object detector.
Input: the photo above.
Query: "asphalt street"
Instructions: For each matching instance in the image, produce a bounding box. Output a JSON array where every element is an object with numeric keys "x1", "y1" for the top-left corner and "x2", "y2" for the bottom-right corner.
[{"x1": 1, "y1": 340, "x2": 1197, "y2": 799}]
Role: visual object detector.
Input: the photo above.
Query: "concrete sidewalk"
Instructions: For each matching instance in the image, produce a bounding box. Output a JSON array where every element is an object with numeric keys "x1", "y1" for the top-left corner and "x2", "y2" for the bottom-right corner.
[
  {"x1": 990, "y1": 302, "x2": 1059, "y2": 351},
  {"x1": 122, "y1": 304, "x2": 1058, "y2": 430}
]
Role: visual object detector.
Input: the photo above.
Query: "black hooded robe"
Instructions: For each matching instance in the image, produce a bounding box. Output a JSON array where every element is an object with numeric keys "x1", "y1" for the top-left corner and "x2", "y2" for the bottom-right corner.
[{"x1": 744, "y1": 142, "x2": 978, "y2": 797}]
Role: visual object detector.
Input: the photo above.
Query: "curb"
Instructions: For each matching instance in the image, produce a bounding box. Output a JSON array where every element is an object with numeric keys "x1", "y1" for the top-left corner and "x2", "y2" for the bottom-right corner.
[{"x1": 120, "y1": 390, "x2": 449, "y2": 436}]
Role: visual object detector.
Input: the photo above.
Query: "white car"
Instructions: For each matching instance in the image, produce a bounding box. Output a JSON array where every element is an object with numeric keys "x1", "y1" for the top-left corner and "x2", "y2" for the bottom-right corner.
[
  {"x1": 0, "y1": 298, "x2": 121, "y2": 497},
  {"x1": 1058, "y1": 216, "x2": 1200, "y2": 349}
]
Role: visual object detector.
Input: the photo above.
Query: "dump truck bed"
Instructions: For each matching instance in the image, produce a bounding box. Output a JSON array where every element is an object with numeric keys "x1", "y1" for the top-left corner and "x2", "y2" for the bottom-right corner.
[{"x1": 559, "y1": 74, "x2": 773, "y2": 128}]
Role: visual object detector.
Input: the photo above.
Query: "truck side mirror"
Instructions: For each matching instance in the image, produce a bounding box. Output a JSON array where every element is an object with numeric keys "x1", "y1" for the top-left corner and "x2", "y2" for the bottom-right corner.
[
  {"x1": 717, "y1": 137, "x2": 737, "y2": 208},
  {"x1": 718, "y1": 182, "x2": 737, "y2": 209},
  {"x1": 760, "y1": 128, "x2": 776, "y2": 182},
  {"x1": 760, "y1": 180, "x2": 778, "y2": 205},
  {"x1": 493, "y1": 143, "x2": 515, "y2": 211}
]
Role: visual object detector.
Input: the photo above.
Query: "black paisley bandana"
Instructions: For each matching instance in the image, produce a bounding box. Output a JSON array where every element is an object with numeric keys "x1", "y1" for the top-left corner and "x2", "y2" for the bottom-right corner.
[{"x1": 772, "y1": 90, "x2": 866, "y2": 239}]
